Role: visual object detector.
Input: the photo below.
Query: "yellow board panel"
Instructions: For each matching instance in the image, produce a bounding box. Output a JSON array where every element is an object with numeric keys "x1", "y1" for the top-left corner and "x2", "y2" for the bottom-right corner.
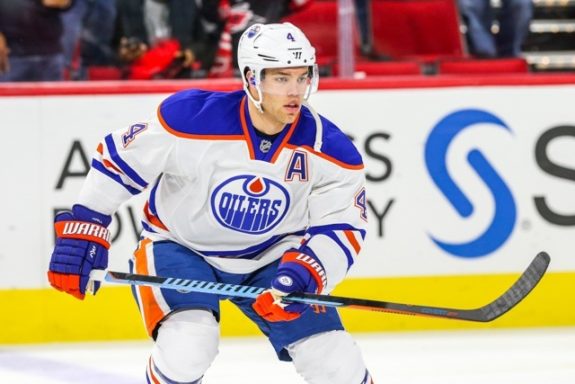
[{"x1": 2, "y1": 272, "x2": 573, "y2": 344}]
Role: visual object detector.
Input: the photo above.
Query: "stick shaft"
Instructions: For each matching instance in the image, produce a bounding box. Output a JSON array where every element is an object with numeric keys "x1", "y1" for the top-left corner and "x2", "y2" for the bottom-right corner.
[{"x1": 89, "y1": 252, "x2": 550, "y2": 322}]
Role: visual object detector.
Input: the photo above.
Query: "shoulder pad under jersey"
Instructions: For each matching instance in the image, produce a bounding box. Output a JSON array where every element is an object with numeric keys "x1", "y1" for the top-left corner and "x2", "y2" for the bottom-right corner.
[
  {"x1": 158, "y1": 89, "x2": 245, "y2": 137},
  {"x1": 290, "y1": 106, "x2": 363, "y2": 167}
]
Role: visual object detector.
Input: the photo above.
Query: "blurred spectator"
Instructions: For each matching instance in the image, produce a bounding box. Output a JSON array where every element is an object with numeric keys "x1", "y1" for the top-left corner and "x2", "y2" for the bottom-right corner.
[
  {"x1": 0, "y1": 0, "x2": 72, "y2": 82},
  {"x1": 355, "y1": 0, "x2": 372, "y2": 56},
  {"x1": 0, "y1": 32, "x2": 8, "y2": 76},
  {"x1": 353, "y1": 0, "x2": 389, "y2": 60},
  {"x1": 458, "y1": 0, "x2": 533, "y2": 58},
  {"x1": 116, "y1": 0, "x2": 312, "y2": 79},
  {"x1": 116, "y1": 0, "x2": 201, "y2": 79},
  {"x1": 61, "y1": 0, "x2": 117, "y2": 80},
  {"x1": 115, "y1": 0, "x2": 149, "y2": 63}
]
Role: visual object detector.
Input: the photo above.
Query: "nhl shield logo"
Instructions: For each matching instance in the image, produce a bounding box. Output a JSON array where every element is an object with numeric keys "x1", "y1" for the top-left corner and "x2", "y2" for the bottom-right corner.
[
  {"x1": 259, "y1": 139, "x2": 272, "y2": 153},
  {"x1": 210, "y1": 175, "x2": 290, "y2": 234}
]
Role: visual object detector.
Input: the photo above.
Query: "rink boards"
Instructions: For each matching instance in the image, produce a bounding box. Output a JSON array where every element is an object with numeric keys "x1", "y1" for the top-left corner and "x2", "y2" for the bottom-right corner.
[{"x1": 1, "y1": 77, "x2": 574, "y2": 343}]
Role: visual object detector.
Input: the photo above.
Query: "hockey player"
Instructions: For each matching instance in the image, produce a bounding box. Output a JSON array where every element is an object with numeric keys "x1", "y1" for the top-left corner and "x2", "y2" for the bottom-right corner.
[{"x1": 48, "y1": 22, "x2": 373, "y2": 384}]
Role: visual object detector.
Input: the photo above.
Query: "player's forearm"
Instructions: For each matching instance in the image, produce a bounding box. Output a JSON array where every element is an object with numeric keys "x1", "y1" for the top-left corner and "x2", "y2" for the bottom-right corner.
[
  {"x1": 300, "y1": 225, "x2": 365, "y2": 293},
  {"x1": 76, "y1": 169, "x2": 135, "y2": 215}
]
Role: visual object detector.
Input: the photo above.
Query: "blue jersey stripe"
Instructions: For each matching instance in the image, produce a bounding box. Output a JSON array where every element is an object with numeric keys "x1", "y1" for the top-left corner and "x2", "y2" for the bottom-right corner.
[
  {"x1": 105, "y1": 134, "x2": 149, "y2": 188},
  {"x1": 308, "y1": 223, "x2": 366, "y2": 239},
  {"x1": 92, "y1": 159, "x2": 141, "y2": 195},
  {"x1": 321, "y1": 231, "x2": 355, "y2": 269},
  {"x1": 199, "y1": 231, "x2": 306, "y2": 258},
  {"x1": 149, "y1": 176, "x2": 162, "y2": 216}
]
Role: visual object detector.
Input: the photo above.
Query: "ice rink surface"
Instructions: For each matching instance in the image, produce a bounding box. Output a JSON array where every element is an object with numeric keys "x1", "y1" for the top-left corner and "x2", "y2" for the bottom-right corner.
[{"x1": 1, "y1": 327, "x2": 574, "y2": 383}]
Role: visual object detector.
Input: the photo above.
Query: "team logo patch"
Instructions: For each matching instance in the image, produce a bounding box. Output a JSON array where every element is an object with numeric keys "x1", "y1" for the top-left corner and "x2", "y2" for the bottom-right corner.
[
  {"x1": 247, "y1": 25, "x2": 261, "y2": 38},
  {"x1": 210, "y1": 175, "x2": 290, "y2": 234},
  {"x1": 278, "y1": 276, "x2": 293, "y2": 287}
]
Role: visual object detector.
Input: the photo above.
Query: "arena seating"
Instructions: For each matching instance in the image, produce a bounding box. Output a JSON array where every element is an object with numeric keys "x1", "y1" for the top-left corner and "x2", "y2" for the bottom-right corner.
[
  {"x1": 86, "y1": 0, "x2": 539, "y2": 80},
  {"x1": 284, "y1": 0, "x2": 465, "y2": 67},
  {"x1": 86, "y1": 66, "x2": 123, "y2": 81},
  {"x1": 370, "y1": 0, "x2": 465, "y2": 61},
  {"x1": 282, "y1": 0, "x2": 342, "y2": 68},
  {"x1": 332, "y1": 61, "x2": 422, "y2": 76},
  {"x1": 437, "y1": 57, "x2": 529, "y2": 74}
]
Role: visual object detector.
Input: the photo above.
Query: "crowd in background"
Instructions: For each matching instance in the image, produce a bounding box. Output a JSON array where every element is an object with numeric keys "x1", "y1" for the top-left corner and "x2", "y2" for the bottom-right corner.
[
  {"x1": 0, "y1": 0, "x2": 534, "y2": 82},
  {"x1": 458, "y1": 0, "x2": 533, "y2": 59}
]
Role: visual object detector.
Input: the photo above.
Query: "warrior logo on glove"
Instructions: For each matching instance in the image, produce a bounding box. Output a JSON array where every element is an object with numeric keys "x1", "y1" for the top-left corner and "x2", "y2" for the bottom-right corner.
[{"x1": 48, "y1": 205, "x2": 112, "y2": 300}]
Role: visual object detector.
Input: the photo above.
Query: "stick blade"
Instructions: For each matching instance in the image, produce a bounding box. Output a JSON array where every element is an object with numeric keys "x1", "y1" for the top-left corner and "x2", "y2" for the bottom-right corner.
[
  {"x1": 475, "y1": 251, "x2": 550, "y2": 322},
  {"x1": 285, "y1": 252, "x2": 551, "y2": 323}
]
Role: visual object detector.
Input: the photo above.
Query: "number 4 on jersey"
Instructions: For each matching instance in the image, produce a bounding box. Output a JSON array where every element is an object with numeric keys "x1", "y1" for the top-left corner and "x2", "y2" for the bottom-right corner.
[
  {"x1": 355, "y1": 188, "x2": 367, "y2": 221},
  {"x1": 122, "y1": 123, "x2": 147, "y2": 147}
]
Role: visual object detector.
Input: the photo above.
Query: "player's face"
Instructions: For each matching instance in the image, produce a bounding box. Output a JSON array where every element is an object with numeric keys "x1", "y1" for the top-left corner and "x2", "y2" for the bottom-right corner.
[{"x1": 259, "y1": 67, "x2": 311, "y2": 125}]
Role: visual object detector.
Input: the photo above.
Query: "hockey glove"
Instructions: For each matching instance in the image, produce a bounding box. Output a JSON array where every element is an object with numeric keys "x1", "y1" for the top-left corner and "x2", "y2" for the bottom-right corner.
[
  {"x1": 48, "y1": 204, "x2": 112, "y2": 300},
  {"x1": 253, "y1": 251, "x2": 327, "y2": 322}
]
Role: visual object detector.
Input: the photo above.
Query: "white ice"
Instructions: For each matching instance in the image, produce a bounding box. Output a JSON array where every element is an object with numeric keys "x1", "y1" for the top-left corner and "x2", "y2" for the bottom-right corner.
[{"x1": 0, "y1": 327, "x2": 574, "y2": 383}]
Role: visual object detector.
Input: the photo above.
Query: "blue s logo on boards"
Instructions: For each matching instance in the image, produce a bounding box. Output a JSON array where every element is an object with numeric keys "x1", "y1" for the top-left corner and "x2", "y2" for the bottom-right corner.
[
  {"x1": 424, "y1": 109, "x2": 516, "y2": 258},
  {"x1": 211, "y1": 175, "x2": 290, "y2": 234}
]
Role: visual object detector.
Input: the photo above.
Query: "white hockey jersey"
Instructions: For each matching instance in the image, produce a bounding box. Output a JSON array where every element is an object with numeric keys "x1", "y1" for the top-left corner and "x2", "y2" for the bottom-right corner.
[{"x1": 78, "y1": 89, "x2": 367, "y2": 293}]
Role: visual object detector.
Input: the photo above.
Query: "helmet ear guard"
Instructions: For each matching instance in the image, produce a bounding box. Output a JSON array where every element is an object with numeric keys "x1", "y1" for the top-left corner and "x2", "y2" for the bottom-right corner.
[{"x1": 308, "y1": 64, "x2": 319, "y2": 95}]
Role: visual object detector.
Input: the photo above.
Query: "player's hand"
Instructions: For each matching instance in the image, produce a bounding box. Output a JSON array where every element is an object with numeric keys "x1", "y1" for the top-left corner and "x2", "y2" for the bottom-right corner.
[
  {"x1": 42, "y1": 0, "x2": 72, "y2": 9},
  {"x1": 252, "y1": 251, "x2": 326, "y2": 322},
  {"x1": 118, "y1": 37, "x2": 147, "y2": 63},
  {"x1": 47, "y1": 204, "x2": 111, "y2": 300},
  {"x1": 0, "y1": 33, "x2": 9, "y2": 75},
  {"x1": 176, "y1": 48, "x2": 195, "y2": 68}
]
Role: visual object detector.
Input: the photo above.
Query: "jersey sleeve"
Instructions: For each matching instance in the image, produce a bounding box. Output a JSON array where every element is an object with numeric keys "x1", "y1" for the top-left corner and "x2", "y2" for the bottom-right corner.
[
  {"x1": 77, "y1": 112, "x2": 178, "y2": 215},
  {"x1": 297, "y1": 163, "x2": 368, "y2": 294}
]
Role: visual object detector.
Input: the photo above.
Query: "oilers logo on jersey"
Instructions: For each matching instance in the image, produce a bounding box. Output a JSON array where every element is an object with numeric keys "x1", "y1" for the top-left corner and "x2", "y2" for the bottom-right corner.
[{"x1": 210, "y1": 175, "x2": 291, "y2": 235}]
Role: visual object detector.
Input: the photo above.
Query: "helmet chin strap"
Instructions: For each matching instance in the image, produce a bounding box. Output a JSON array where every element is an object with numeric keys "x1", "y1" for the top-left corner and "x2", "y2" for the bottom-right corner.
[
  {"x1": 244, "y1": 83, "x2": 264, "y2": 113},
  {"x1": 244, "y1": 69, "x2": 265, "y2": 113}
]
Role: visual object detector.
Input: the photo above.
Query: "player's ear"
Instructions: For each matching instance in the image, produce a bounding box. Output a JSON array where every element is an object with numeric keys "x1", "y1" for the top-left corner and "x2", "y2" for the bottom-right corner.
[{"x1": 245, "y1": 70, "x2": 256, "y2": 87}]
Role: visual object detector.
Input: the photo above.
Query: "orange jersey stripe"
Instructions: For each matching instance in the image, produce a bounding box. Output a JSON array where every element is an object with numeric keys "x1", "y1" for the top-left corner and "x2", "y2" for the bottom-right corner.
[
  {"x1": 147, "y1": 357, "x2": 161, "y2": 384},
  {"x1": 344, "y1": 230, "x2": 361, "y2": 254},
  {"x1": 238, "y1": 97, "x2": 256, "y2": 160},
  {"x1": 143, "y1": 201, "x2": 168, "y2": 231},
  {"x1": 134, "y1": 238, "x2": 166, "y2": 336},
  {"x1": 102, "y1": 159, "x2": 124, "y2": 175},
  {"x1": 270, "y1": 113, "x2": 300, "y2": 164}
]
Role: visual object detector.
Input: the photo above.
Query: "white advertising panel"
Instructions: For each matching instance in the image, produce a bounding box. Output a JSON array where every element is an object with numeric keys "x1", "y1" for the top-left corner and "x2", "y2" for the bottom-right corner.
[
  {"x1": 1, "y1": 85, "x2": 574, "y2": 288},
  {"x1": 314, "y1": 86, "x2": 575, "y2": 277}
]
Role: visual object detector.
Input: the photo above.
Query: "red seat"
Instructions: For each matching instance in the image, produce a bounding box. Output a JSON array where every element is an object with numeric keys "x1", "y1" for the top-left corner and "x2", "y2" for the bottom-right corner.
[
  {"x1": 333, "y1": 60, "x2": 422, "y2": 76},
  {"x1": 284, "y1": 0, "x2": 463, "y2": 75},
  {"x1": 371, "y1": 0, "x2": 465, "y2": 61},
  {"x1": 283, "y1": 1, "x2": 354, "y2": 66},
  {"x1": 86, "y1": 66, "x2": 123, "y2": 81},
  {"x1": 437, "y1": 58, "x2": 529, "y2": 74}
]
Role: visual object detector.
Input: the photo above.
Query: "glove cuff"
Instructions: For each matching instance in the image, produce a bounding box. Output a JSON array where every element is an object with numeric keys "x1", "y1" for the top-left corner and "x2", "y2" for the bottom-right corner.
[
  {"x1": 54, "y1": 204, "x2": 112, "y2": 249},
  {"x1": 280, "y1": 251, "x2": 327, "y2": 294},
  {"x1": 72, "y1": 204, "x2": 112, "y2": 227}
]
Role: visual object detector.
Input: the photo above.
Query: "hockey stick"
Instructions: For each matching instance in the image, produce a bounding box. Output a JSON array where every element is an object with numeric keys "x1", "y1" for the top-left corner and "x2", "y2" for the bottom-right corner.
[{"x1": 89, "y1": 251, "x2": 550, "y2": 322}]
